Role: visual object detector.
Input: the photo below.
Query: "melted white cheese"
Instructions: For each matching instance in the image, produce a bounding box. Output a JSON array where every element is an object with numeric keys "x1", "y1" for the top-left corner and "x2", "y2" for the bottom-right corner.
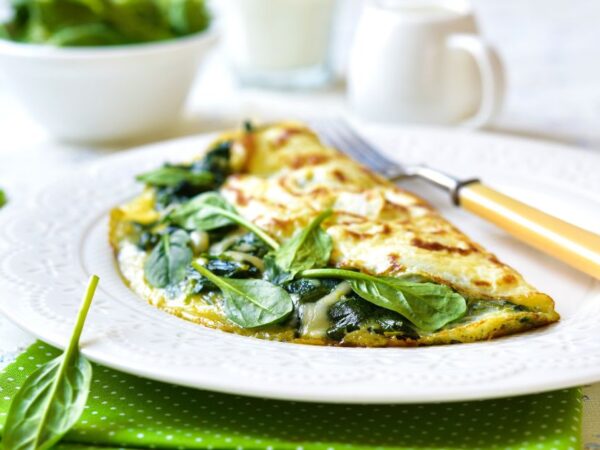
[{"x1": 300, "y1": 282, "x2": 351, "y2": 338}]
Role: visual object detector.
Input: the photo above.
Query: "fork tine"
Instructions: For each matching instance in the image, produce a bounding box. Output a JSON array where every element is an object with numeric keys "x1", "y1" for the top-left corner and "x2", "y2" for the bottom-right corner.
[
  {"x1": 310, "y1": 118, "x2": 397, "y2": 176},
  {"x1": 310, "y1": 119, "x2": 342, "y2": 149},
  {"x1": 330, "y1": 120, "x2": 394, "y2": 174},
  {"x1": 310, "y1": 120, "x2": 359, "y2": 161},
  {"x1": 309, "y1": 119, "x2": 374, "y2": 165}
]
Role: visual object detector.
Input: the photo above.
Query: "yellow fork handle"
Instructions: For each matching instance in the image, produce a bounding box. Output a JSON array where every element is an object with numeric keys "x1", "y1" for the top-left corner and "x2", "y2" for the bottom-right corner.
[{"x1": 458, "y1": 182, "x2": 600, "y2": 280}]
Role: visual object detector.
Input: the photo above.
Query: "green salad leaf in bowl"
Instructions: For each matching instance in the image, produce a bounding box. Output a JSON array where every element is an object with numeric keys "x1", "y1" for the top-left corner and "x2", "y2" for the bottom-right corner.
[{"x1": 0, "y1": 0, "x2": 211, "y2": 46}]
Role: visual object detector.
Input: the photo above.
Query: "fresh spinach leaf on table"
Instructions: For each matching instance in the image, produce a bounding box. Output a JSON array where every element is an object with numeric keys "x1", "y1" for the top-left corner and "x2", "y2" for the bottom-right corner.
[
  {"x1": 1, "y1": 275, "x2": 99, "y2": 450},
  {"x1": 265, "y1": 209, "x2": 333, "y2": 284},
  {"x1": 192, "y1": 262, "x2": 293, "y2": 328},
  {"x1": 300, "y1": 268, "x2": 467, "y2": 331},
  {"x1": 144, "y1": 229, "x2": 193, "y2": 288}
]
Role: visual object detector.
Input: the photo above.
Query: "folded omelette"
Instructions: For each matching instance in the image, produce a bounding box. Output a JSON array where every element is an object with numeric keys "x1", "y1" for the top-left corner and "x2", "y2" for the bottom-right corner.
[{"x1": 110, "y1": 122, "x2": 559, "y2": 347}]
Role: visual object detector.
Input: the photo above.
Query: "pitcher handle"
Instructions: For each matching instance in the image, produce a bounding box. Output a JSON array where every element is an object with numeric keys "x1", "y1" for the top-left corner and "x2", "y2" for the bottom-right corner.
[{"x1": 447, "y1": 33, "x2": 505, "y2": 129}]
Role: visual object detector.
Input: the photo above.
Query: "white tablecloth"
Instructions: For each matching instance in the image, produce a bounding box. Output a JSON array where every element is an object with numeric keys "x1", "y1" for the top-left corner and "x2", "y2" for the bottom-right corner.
[{"x1": 0, "y1": 0, "x2": 599, "y2": 446}]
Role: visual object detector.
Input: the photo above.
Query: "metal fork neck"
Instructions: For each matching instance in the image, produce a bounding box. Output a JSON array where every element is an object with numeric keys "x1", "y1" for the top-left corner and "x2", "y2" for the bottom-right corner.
[{"x1": 388, "y1": 165, "x2": 480, "y2": 206}]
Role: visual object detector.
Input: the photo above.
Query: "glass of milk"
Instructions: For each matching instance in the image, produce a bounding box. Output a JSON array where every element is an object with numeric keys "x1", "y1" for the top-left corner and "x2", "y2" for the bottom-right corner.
[{"x1": 218, "y1": 0, "x2": 337, "y2": 89}]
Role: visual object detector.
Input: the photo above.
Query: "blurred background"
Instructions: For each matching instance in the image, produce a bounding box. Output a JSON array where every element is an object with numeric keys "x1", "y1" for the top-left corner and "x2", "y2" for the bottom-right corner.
[
  {"x1": 209, "y1": 0, "x2": 599, "y2": 147},
  {"x1": 0, "y1": 0, "x2": 599, "y2": 149}
]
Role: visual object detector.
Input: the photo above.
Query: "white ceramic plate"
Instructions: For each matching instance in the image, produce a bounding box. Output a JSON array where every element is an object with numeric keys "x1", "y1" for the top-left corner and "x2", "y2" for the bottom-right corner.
[{"x1": 1, "y1": 125, "x2": 600, "y2": 404}]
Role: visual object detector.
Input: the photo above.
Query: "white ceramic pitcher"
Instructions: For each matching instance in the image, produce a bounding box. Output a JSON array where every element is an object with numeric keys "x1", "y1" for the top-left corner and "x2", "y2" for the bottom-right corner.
[{"x1": 348, "y1": 0, "x2": 504, "y2": 128}]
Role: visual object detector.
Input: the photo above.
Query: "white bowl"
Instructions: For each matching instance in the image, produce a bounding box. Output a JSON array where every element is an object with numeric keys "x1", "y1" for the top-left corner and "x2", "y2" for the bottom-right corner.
[{"x1": 0, "y1": 30, "x2": 217, "y2": 143}]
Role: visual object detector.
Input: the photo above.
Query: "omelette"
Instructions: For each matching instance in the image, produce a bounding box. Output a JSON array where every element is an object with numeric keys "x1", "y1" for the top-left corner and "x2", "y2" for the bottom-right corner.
[{"x1": 109, "y1": 122, "x2": 559, "y2": 347}]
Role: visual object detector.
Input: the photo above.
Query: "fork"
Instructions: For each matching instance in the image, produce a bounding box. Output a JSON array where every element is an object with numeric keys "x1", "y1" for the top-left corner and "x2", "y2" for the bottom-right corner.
[{"x1": 310, "y1": 119, "x2": 600, "y2": 280}]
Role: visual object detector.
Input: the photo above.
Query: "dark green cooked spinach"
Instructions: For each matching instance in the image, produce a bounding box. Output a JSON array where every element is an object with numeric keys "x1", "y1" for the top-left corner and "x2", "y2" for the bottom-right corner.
[
  {"x1": 327, "y1": 295, "x2": 419, "y2": 341},
  {"x1": 132, "y1": 222, "x2": 161, "y2": 251},
  {"x1": 205, "y1": 257, "x2": 261, "y2": 278},
  {"x1": 185, "y1": 257, "x2": 261, "y2": 295},
  {"x1": 229, "y1": 232, "x2": 270, "y2": 258},
  {"x1": 139, "y1": 142, "x2": 232, "y2": 209},
  {"x1": 448, "y1": 299, "x2": 528, "y2": 327},
  {"x1": 284, "y1": 278, "x2": 340, "y2": 303},
  {"x1": 190, "y1": 141, "x2": 232, "y2": 185}
]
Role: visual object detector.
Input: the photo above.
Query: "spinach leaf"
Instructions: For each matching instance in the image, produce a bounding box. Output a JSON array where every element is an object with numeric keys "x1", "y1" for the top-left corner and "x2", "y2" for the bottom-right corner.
[
  {"x1": 168, "y1": 191, "x2": 236, "y2": 230},
  {"x1": 48, "y1": 22, "x2": 128, "y2": 45},
  {"x1": 162, "y1": 0, "x2": 211, "y2": 36},
  {"x1": 168, "y1": 192, "x2": 280, "y2": 250},
  {"x1": 1, "y1": 275, "x2": 99, "y2": 450},
  {"x1": 264, "y1": 209, "x2": 333, "y2": 284},
  {"x1": 327, "y1": 296, "x2": 419, "y2": 341},
  {"x1": 300, "y1": 268, "x2": 467, "y2": 331},
  {"x1": 192, "y1": 262, "x2": 293, "y2": 328},
  {"x1": 350, "y1": 277, "x2": 466, "y2": 331},
  {"x1": 0, "y1": 188, "x2": 6, "y2": 208},
  {"x1": 107, "y1": 0, "x2": 170, "y2": 42},
  {"x1": 136, "y1": 165, "x2": 214, "y2": 188},
  {"x1": 144, "y1": 229, "x2": 193, "y2": 288}
]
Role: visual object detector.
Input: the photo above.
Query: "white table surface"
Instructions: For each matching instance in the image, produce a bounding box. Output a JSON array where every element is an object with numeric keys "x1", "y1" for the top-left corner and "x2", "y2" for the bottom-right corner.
[{"x1": 1, "y1": 0, "x2": 599, "y2": 447}]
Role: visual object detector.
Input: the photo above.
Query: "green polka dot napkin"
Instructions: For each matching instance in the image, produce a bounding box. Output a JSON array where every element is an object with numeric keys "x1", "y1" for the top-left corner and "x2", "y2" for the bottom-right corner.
[{"x1": 0, "y1": 342, "x2": 582, "y2": 450}]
